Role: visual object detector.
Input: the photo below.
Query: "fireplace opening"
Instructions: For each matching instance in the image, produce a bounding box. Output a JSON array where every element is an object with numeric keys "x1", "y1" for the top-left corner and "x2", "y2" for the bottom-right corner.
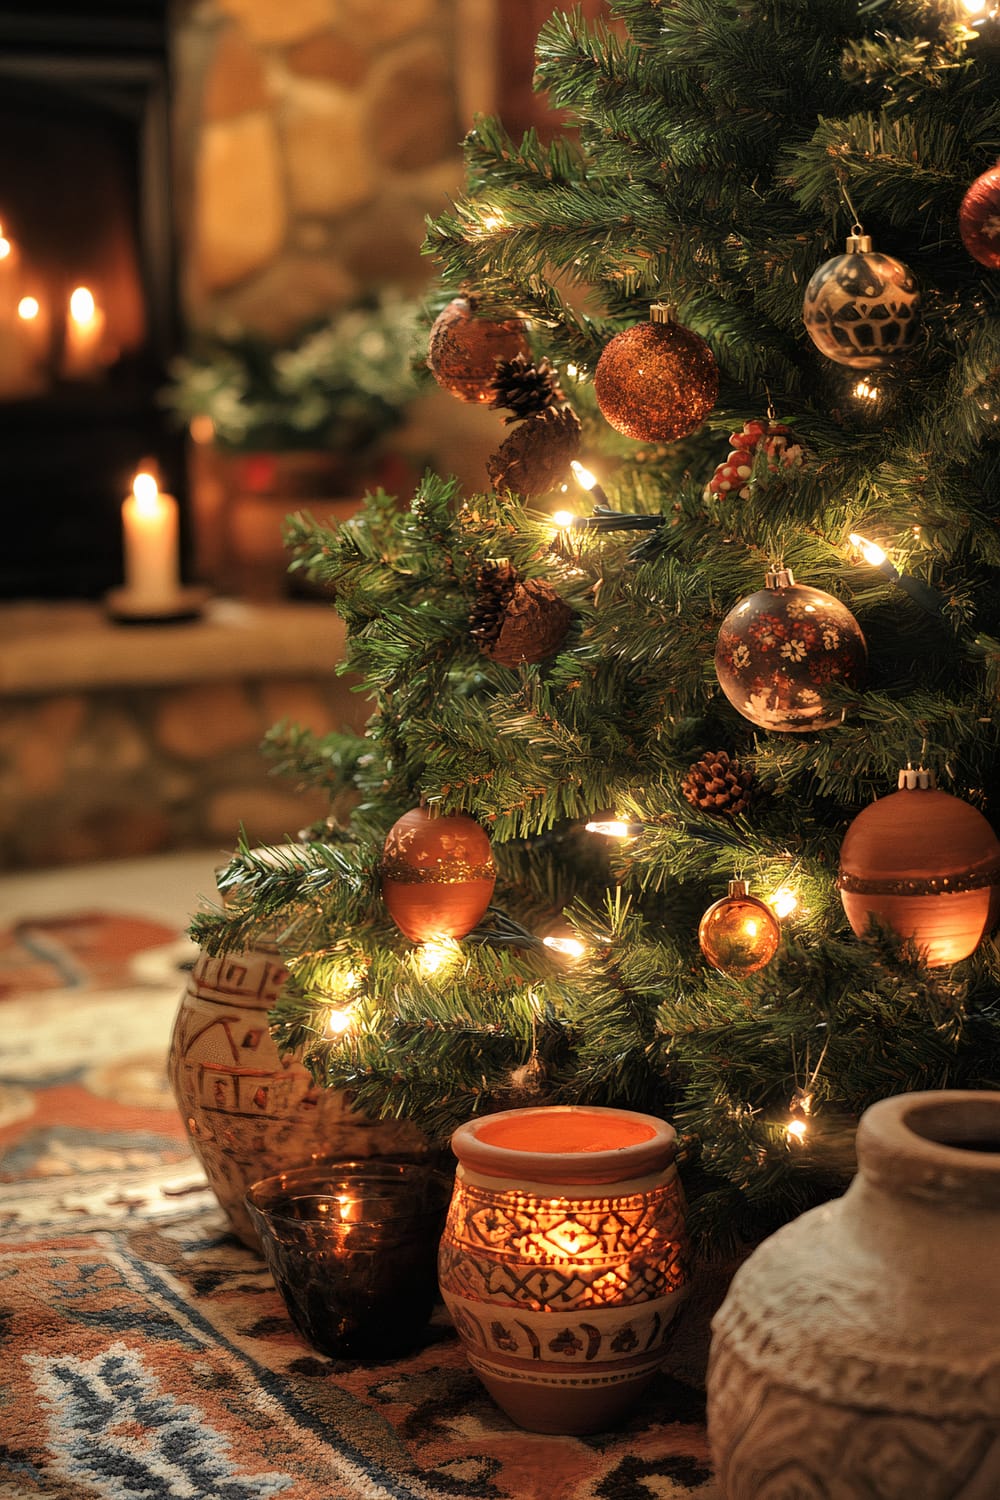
[{"x1": 0, "y1": 2, "x2": 187, "y2": 600}]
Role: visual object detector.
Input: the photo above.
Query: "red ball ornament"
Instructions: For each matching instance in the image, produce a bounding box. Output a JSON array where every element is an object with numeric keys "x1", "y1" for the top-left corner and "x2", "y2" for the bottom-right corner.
[
  {"x1": 382, "y1": 806, "x2": 496, "y2": 942},
  {"x1": 959, "y1": 163, "x2": 1000, "y2": 270},
  {"x1": 594, "y1": 303, "x2": 718, "y2": 443},
  {"x1": 699, "y1": 879, "x2": 781, "y2": 976},
  {"x1": 715, "y1": 567, "x2": 867, "y2": 733},
  {"x1": 428, "y1": 297, "x2": 531, "y2": 404},
  {"x1": 802, "y1": 233, "x2": 920, "y2": 368},
  {"x1": 838, "y1": 767, "x2": 1000, "y2": 967},
  {"x1": 703, "y1": 419, "x2": 805, "y2": 501}
]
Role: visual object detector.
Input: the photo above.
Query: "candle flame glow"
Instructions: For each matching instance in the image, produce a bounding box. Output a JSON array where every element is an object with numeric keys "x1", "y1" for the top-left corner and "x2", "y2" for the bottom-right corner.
[
  {"x1": 132, "y1": 472, "x2": 160, "y2": 513},
  {"x1": 17, "y1": 296, "x2": 39, "y2": 321},
  {"x1": 848, "y1": 532, "x2": 887, "y2": 567},
  {"x1": 0, "y1": 237, "x2": 10, "y2": 261},
  {"x1": 69, "y1": 286, "x2": 96, "y2": 324}
]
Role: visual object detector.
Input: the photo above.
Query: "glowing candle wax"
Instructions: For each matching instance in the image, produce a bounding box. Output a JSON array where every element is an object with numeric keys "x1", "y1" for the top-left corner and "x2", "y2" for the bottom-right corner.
[
  {"x1": 121, "y1": 471, "x2": 180, "y2": 607},
  {"x1": 63, "y1": 285, "x2": 106, "y2": 378}
]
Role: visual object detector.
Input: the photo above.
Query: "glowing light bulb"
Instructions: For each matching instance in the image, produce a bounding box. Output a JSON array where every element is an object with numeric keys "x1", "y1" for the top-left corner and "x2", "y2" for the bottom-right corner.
[
  {"x1": 963, "y1": 0, "x2": 986, "y2": 13},
  {"x1": 585, "y1": 820, "x2": 633, "y2": 838},
  {"x1": 17, "y1": 296, "x2": 39, "y2": 321},
  {"x1": 543, "y1": 934, "x2": 586, "y2": 959},
  {"x1": 552, "y1": 510, "x2": 577, "y2": 529},
  {"x1": 771, "y1": 888, "x2": 798, "y2": 920},
  {"x1": 480, "y1": 211, "x2": 506, "y2": 231},
  {"x1": 849, "y1": 532, "x2": 887, "y2": 568},
  {"x1": 566, "y1": 364, "x2": 579, "y2": 378},
  {"x1": 327, "y1": 1008, "x2": 353, "y2": 1035},
  {"x1": 417, "y1": 937, "x2": 460, "y2": 975},
  {"x1": 786, "y1": 1117, "x2": 808, "y2": 1143},
  {"x1": 570, "y1": 460, "x2": 598, "y2": 491},
  {"x1": 853, "y1": 378, "x2": 879, "y2": 402}
]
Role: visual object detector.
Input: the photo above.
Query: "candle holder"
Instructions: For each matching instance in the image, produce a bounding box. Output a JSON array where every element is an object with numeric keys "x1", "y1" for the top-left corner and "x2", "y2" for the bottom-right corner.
[
  {"x1": 438, "y1": 1104, "x2": 690, "y2": 1435},
  {"x1": 245, "y1": 1159, "x2": 452, "y2": 1360}
]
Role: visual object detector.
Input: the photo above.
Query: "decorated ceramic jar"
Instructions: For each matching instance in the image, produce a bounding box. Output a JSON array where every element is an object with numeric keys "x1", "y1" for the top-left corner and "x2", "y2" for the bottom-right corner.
[
  {"x1": 708, "y1": 1090, "x2": 1000, "y2": 1499},
  {"x1": 438, "y1": 1103, "x2": 689, "y2": 1435}
]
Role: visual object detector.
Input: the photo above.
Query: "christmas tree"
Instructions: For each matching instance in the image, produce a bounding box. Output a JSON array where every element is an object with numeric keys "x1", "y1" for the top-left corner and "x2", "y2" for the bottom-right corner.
[{"x1": 192, "y1": 0, "x2": 1000, "y2": 1257}]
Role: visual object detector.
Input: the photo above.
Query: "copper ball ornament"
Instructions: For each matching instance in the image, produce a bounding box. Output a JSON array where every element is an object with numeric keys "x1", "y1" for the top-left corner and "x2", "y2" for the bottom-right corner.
[
  {"x1": 959, "y1": 163, "x2": 1000, "y2": 270},
  {"x1": 428, "y1": 297, "x2": 531, "y2": 404},
  {"x1": 715, "y1": 568, "x2": 866, "y2": 733},
  {"x1": 838, "y1": 767, "x2": 1000, "y2": 967},
  {"x1": 802, "y1": 234, "x2": 920, "y2": 369},
  {"x1": 382, "y1": 807, "x2": 496, "y2": 942},
  {"x1": 699, "y1": 880, "x2": 780, "y2": 976},
  {"x1": 594, "y1": 304, "x2": 718, "y2": 443}
]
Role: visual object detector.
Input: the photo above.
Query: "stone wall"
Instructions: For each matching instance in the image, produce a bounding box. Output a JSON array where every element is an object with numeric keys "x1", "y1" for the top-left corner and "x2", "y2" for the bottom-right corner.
[{"x1": 173, "y1": 0, "x2": 476, "y2": 336}]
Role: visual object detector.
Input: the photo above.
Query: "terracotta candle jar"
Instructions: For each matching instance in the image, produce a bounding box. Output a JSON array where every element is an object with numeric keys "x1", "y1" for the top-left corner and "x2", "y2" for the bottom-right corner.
[{"x1": 438, "y1": 1104, "x2": 689, "y2": 1435}]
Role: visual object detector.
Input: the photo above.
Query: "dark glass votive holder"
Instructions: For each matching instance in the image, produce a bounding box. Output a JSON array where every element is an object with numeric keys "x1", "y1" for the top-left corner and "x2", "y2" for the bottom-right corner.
[{"x1": 245, "y1": 1159, "x2": 451, "y2": 1360}]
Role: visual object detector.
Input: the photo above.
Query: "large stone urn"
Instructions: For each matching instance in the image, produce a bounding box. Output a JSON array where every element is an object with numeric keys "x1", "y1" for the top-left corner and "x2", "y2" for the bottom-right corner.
[
  {"x1": 707, "y1": 1090, "x2": 1000, "y2": 1499},
  {"x1": 168, "y1": 935, "x2": 422, "y2": 1249}
]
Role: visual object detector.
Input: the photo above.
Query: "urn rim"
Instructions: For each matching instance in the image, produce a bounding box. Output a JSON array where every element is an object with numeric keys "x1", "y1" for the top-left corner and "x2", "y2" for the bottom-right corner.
[{"x1": 858, "y1": 1089, "x2": 1000, "y2": 1206}]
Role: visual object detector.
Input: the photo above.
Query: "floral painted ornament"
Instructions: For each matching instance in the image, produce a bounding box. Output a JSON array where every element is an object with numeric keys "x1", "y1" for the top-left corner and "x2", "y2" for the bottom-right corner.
[
  {"x1": 714, "y1": 567, "x2": 867, "y2": 732},
  {"x1": 704, "y1": 419, "x2": 805, "y2": 501}
]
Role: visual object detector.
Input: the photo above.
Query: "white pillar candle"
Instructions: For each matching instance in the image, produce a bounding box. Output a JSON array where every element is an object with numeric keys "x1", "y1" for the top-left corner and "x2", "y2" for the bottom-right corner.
[{"x1": 122, "y1": 471, "x2": 180, "y2": 606}]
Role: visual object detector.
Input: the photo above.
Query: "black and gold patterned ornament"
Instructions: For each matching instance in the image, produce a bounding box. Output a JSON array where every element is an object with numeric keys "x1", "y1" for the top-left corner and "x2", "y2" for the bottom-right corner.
[
  {"x1": 594, "y1": 303, "x2": 718, "y2": 443},
  {"x1": 381, "y1": 806, "x2": 496, "y2": 942},
  {"x1": 802, "y1": 233, "x2": 920, "y2": 369},
  {"x1": 470, "y1": 561, "x2": 572, "y2": 667},
  {"x1": 715, "y1": 567, "x2": 867, "y2": 733},
  {"x1": 427, "y1": 296, "x2": 531, "y2": 403},
  {"x1": 682, "y1": 750, "x2": 756, "y2": 815},
  {"x1": 959, "y1": 162, "x2": 1000, "y2": 270}
]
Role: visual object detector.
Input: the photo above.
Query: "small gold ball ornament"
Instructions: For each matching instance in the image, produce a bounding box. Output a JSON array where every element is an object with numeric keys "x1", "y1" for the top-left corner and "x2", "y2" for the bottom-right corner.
[
  {"x1": 594, "y1": 303, "x2": 718, "y2": 442},
  {"x1": 802, "y1": 232, "x2": 920, "y2": 369},
  {"x1": 699, "y1": 879, "x2": 780, "y2": 976}
]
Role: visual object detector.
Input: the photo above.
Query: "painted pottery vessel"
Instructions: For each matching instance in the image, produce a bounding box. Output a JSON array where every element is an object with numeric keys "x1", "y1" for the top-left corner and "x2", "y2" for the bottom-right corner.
[
  {"x1": 438, "y1": 1103, "x2": 689, "y2": 1435},
  {"x1": 168, "y1": 937, "x2": 422, "y2": 1249},
  {"x1": 708, "y1": 1090, "x2": 1000, "y2": 1499}
]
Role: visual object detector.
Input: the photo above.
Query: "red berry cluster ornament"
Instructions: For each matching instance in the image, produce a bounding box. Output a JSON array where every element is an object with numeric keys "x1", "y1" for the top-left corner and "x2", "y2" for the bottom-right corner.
[{"x1": 704, "y1": 419, "x2": 805, "y2": 502}]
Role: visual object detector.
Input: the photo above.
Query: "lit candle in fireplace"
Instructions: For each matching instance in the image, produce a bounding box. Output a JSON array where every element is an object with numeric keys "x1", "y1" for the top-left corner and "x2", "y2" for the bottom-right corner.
[
  {"x1": 121, "y1": 471, "x2": 180, "y2": 606},
  {"x1": 63, "y1": 285, "x2": 106, "y2": 378},
  {"x1": 17, "y1": 295, "x2": 50, "y2": 382}
]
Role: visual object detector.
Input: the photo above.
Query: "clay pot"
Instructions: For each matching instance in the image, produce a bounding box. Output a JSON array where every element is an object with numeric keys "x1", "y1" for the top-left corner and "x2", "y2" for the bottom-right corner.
[
  {"x1": 839, "y1": 769, "x2": 1000, "y2": 966},
  {"x1": 707, "y1": 1090, "x2": 1000, "y2": 1499},
  {"x1": 168, "y1": 938, "x2": 422, "y2": 1249},
  {"x1": 438, "y1": 1104, "x2": 689, "y2": 1435}
]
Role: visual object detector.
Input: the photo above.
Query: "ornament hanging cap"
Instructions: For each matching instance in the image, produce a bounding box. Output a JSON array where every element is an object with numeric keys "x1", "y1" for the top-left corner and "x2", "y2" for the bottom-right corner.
[
  {"x1": 765, "y1": 566, "x2": 795, "y2": 589},
  {"x1": 845, "y1": 231, "x2": 873, "y2": 254},
  {"x1": 898, "y1": 765, "x2": 937, "y2": 791},
  {"x1": 650, "y1": 303, "x2": 675, "y2": 324},
  {"x1": 727, "y1": 878, "x2": 749, "y2": 898}
]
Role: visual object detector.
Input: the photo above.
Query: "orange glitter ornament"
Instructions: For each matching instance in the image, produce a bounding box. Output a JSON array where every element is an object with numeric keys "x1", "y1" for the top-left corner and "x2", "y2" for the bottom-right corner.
[{"x1": 594, "y1": 304, "x2": 718, "y2": 442}]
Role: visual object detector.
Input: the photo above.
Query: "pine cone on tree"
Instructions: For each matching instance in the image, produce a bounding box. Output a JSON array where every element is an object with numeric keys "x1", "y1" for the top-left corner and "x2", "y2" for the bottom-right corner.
[
  {"x1": 487, "y1": 405, "x2": 582, "y2": 497},
  {"x1": 470, "y1": 560, "x2": 573, "y2": 667},
  {"x1": 489, "y1": 353, "x2": 568, "y2": 423},
  {"x1": 682, "y1": 750, "x2": 756, "y2": 815}
]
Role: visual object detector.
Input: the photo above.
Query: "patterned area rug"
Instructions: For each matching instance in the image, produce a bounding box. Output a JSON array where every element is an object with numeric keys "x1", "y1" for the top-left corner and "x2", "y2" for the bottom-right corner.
[{"x1": 0, "y1": 893, "x2": 718, "y2": 1500}]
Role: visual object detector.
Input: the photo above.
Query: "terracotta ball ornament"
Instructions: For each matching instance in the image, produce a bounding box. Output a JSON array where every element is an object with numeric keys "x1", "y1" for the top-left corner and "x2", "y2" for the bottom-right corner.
[
  {"x1": 427, "y1": 296, "x2": 531, "y2": 404},
  {"x1": 802, "y1": 231, "x2": 920, "y2": 368},
  {"x1": 708, "y1": 1090, "x2": 1000, "y2": 1499},
  {"x1": 381, "y1": 805, "x2": 496, "y2": 942},
  {"x1": 838, "y1": 766, "x2": 1000, "y2": 966}
]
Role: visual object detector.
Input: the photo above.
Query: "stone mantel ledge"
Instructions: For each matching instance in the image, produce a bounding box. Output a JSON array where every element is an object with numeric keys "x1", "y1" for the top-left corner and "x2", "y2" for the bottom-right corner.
[{"x1": 0, "y1": 599, "x2": 347, "y2": 696}]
